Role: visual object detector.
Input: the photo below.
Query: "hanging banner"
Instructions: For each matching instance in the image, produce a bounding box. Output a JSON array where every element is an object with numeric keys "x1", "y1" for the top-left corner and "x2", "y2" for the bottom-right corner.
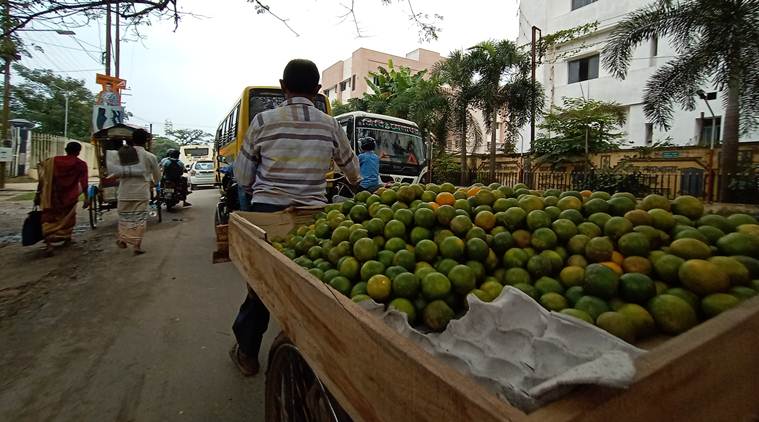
[
  {"x1": 93, "y1": 74, "x2": 127, "y2": 132},
  {"x1": 92, "y1": 105, "x2": 125, "y2": 132}
]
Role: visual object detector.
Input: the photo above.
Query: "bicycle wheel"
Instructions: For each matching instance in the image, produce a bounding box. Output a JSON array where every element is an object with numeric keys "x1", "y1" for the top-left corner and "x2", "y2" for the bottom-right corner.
[
  {"x1": 88, "y1": 189, "x2": 99, "y2": 229},
  {"x1": 265, "y1": 333, "x2": 347, "y2": 422}
]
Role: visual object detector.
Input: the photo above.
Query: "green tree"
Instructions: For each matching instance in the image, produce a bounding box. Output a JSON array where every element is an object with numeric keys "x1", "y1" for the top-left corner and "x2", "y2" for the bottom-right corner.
[
  {"x1": 0, "y1": 64, "x2": 96, "y2": 140},
  {"x1": 469, "y1": 39, "x2": 543, "y2": 180},
  {"x1": 532, "y1": 97, "x2": 628, "y2": 167},
  {"x1": 364, "y1": 61, "x2": 452, "y2": 150},
  {"x1": 151, "y1": 135, "x2": 179, "y2": 159},
  {"x1": 435, "y1": 50, "x2": 482, "y2": 185},
  {"x1": 602, "y1": 0, "x2": 759, "y2": 202},
  {"x1": 166, "y1": 127, "x2": 212, "y2": 145}
]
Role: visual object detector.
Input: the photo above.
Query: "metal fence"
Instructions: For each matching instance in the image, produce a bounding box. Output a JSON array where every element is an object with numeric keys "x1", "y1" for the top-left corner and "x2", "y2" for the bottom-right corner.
[
  {"x1": 467, "y1": 168, "x2": 759, "y2": 203},
  {"x1": 27, "y1": 133, "x2": 97, "y2": 179}
]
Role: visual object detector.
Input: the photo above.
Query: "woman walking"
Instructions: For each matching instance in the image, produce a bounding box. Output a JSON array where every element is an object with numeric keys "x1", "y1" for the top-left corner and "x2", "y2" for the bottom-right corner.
[
  {"x1": 35, "y1": 142, "x2": 89, "y2": 256},
  {"x1": 114, "y1": 130, "x2": 160, "y2": 254}
]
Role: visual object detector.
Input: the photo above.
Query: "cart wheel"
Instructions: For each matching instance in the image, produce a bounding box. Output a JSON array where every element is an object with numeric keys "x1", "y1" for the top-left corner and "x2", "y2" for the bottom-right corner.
[
  {"x1": 265, "y1": 333, "x2": 346, "y2": 422},
  {"x1": 88, "y1": 191, "x2": 99, "y2": 229}
]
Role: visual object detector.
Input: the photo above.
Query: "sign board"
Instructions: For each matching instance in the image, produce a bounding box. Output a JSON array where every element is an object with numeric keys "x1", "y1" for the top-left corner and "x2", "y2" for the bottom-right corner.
[
  {"x1": 93, "y1": 105, "x2": 125, "y2": 132},
  {"x1": 662, "y1": 151, "x2": 680, "y2": 159},
  {"x1": 0, "y1": 147, "x2": 12, "y2": 162}
]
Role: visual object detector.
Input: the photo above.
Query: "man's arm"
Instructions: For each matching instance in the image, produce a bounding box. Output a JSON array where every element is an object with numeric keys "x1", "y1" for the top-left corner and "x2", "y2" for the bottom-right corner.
[
  {"x1": 234, "y1": 121, "x2": 261, "y2": 189},
  {"x1": 79, "y1": 161, "x2": 89, "y2": 193},
  {"x1": 149, "y1": 154, "x2": 161, "y2": 183},
  {"x1": 332, "y1": 120, "x2": 361, "y2": 185}
]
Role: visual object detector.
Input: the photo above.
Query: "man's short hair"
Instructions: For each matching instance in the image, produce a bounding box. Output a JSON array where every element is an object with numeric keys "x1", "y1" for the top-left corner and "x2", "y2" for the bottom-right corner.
[
  {"x1": 282, "y1": 59, "x2": 320, "y2": 94},
  {"x1": 65, "y1": 141, "x2": 82, "y2": 155},
  {"x1": 132, "y1": 129, "x2": 149, "y2": 146}
]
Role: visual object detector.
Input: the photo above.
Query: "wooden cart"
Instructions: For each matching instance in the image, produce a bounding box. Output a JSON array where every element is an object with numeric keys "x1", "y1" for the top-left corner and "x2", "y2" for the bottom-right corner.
[{"x1": 229, "y1": 210, "x2": 759, "y2": 422}]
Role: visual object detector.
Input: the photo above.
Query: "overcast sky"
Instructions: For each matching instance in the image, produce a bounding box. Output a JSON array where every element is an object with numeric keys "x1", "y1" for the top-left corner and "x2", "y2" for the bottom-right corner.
[{"x1": 20, "y1": 0, "x2": 520, "y2": 136}]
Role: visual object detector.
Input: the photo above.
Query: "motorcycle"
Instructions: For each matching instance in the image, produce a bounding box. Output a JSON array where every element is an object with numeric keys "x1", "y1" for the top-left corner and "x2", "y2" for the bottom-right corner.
[
  {"x1": 157, "y1": 178, "x2": 188, "y2": 212},
  {"x1": 215, "y1": 165, "x2": 238, "y2": 227}
]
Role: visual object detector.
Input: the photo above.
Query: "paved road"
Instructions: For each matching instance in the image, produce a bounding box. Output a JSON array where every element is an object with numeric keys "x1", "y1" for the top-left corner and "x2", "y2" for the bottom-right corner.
[{"x1": 0, "y1": 189, "x2": 278, "y2": 421}]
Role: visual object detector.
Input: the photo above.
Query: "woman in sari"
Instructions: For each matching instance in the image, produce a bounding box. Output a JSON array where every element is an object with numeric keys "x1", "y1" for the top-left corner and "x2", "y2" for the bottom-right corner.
[
  {"x1": 114, "y1": 130, "x2": 160, "y2": 254},
  {"x1": 35, "y1": 142, "x2": 89, "y2": 256}
]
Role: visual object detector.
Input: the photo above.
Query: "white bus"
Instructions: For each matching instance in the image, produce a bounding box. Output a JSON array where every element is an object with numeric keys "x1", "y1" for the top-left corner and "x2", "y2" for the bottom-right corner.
[
  {"x1": 179, "y1": 144, "x2": 214, "y2": 169},
  {"x1": 335, "y1": 111, "x2": 428, "y2": 184}
]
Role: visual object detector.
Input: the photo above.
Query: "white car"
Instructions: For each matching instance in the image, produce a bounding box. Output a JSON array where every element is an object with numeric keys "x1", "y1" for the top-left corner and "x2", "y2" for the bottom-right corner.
[{"x1": 189, "y1": 160, "x2": 216, "y2": 189}]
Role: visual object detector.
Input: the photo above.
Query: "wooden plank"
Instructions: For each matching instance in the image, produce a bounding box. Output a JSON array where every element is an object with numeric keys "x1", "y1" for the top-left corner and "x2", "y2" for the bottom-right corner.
[
  {"x1": 229, "y1": 212, "x2": 526, "y2": 422},
  {"x1": 530, "y1": 295, "x2": 759, "y2": 422}
]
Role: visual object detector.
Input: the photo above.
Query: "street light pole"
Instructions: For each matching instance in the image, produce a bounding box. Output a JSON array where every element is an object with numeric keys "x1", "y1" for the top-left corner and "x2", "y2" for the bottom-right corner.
[
  {"x1": 63, "y1": 94, "x2": 69, "y2": 139},
  {"x1": 697, "y1": 89, "x2": 718, "y2": 202}
]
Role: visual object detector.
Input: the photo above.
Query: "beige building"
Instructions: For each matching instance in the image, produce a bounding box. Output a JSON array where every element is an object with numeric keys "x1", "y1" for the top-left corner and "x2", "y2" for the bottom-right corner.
[{"x1": 321, "y1": 48, "x2": 443, "y2": 103}]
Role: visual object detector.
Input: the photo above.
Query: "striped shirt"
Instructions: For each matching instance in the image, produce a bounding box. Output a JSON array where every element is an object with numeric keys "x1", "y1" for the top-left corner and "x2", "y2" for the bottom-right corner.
[{"x1": 234, "y1": 97, "x2": 361, "y2": 206}]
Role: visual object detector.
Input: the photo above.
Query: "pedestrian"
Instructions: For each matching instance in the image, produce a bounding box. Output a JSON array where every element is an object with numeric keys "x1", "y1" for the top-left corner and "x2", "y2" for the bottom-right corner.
[
  {"x1": 114, "y1": 130, "x2": 161, "y2": 255},
  {"x1": 229, "y1": 58, "x2": 361, "y2": 376},
  {"x1": 34, "y1": 142, "x2": 89, "y2": 256},
  {"x1": 358, "y1": 137, "x2": 382, "y2": 193}
]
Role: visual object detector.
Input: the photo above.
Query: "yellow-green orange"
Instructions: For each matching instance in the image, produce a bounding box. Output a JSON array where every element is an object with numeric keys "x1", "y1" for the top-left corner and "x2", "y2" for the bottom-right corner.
[
  {"x1": 596, "y1": 312, "x2": 636, "y2": 343},
  {"x1": 423, "y1": 300, "x2": 455, "y2": 332},
  {"x1": 648, "y1": 294, "x2": 698, "y2": 334},
  {"x1": 617, "y1": 303, "x2": 656, "y2": 338},
  {"x1": 678, "y1": 259, "x2": 730, "y2": 295},
  {"x1": 366, "y1": 274, "x2": 392, "y2": 301},
  {"x1": 701, "y1": 293, "x2": 740, "y2": 318}
]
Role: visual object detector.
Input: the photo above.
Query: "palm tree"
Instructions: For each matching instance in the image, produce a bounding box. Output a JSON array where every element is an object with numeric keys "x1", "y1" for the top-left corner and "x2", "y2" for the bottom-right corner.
[
  {"x1": 469, "y1": 39, "x2": 542, "y2": 182},
  {"x1": 602, "y1": 0, "x2": 759, "y2": 202},
  {"x1": 435, "y1": 50, "x2": 482, "y2": 185}
]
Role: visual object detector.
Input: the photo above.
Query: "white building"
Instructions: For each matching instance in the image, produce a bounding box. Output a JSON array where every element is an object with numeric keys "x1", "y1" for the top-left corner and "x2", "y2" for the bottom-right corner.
[{"x1": 518, "y1": 0, "x2": 759, "y2": 149}]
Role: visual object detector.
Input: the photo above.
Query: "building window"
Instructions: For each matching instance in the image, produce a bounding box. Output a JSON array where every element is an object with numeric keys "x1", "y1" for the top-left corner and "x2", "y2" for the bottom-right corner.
[
  {"x1": 339, "y1": 78, "x2": 351, "y2": 92},
  {"x1": 699, "y1": 116, "x2": 721, "y2": 145},
  {"x1": 600, "y1": 155, "x2": 611, "y2": 169},
  {"x1": 571, "y1": 0, "x2": 597, "y2": 11},
  {"x1": 645, "y1": 123, "x2": 653, "y2": 145},
  {"x1": 568, "y1": 54, "x2": 599, "y2": 83},
  {"x1": 352, "y1": 74, "x2": 356, "y2": 91}
]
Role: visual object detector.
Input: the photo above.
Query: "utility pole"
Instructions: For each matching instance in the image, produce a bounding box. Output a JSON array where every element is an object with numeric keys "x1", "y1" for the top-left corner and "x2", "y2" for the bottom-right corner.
[
  {"x1": 0, "y1": 0, "x2": 12, "y2": 188},
  {"x1": 105, "y1": 2, "x2": 112, "y2": 76},
  {"x1": 115, "y1": 1, "x2": 120, "y2": 78}
]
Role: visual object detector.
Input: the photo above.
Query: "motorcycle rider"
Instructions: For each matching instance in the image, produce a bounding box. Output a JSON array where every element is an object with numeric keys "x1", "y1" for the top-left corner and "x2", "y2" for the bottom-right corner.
[{"x1": 160, "y1": 149, "x2": 192, "y2": 207}]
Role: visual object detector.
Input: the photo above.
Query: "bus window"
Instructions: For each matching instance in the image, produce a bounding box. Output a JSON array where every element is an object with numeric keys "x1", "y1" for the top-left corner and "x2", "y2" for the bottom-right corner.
[
  {"x1": 338, "y1": 118, "x2": 354, "y2": 148},
  {"x1": 358, "y1": 127, "x2": 425, "y2": 165},
  {"x1": 248, "y1": 89, "x2": 329, "y2": 124}
]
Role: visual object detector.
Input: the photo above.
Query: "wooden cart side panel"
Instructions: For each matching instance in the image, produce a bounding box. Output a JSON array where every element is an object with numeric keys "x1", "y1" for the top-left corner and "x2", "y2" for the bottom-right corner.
[
  {"x1": 530, "y1": 295, "x2": 759, "y2": 422},
  {"x1": 229, "y1": 213, "x2": 526, "y2": 422}
]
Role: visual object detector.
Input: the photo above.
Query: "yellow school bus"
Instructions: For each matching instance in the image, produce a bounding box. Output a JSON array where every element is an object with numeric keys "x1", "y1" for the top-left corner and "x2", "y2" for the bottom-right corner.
[{"x1": 214, "y1": 86, "x2": 330, "y2": 164}]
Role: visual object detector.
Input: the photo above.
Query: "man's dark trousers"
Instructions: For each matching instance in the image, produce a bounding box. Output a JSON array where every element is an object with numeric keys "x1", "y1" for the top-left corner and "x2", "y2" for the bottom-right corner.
[{"x1": 232, "y1": 202, "x2": 288, "y2": 358}]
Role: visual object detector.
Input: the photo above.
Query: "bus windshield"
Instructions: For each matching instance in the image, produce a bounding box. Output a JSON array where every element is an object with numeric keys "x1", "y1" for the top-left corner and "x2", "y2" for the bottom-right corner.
[
  {"x1": 355, "y1": 117, "x2": 425, "y2": 166},
  {"x1": 183, "y1": 147, "x2": 210, "y2": 158},
  {"x1": 249, "y1": 90, "x2": 328, "y2": 123}
]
